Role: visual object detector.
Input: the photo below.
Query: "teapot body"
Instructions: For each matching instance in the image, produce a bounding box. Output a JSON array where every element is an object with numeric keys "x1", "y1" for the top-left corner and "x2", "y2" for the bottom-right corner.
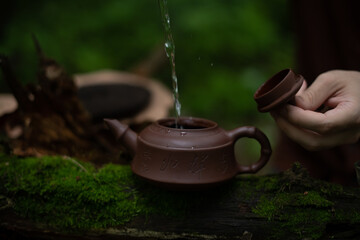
[
  {"x1": 131, "y1": 117, "x2": 271, "y2": 190},
  {"x1": 105, "y1": 116, "x2": 271, "y2": 190},
  {"x1": 132, "y1": 118, "x2": 238, "y2": 189}
]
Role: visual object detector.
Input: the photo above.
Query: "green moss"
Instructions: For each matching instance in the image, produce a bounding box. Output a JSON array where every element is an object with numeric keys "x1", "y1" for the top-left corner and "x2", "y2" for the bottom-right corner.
[
  {"x1": 0, "y1": 152, "x2": 356, "y2": 238},
  {"x1": 280, "y1": 162, "x2": 344, "y2": 196},
  {"x1": 284, "y1": 191, "x2": 333, "y2": 207},
  {"x1": 253, "y1": 191, "x2": 333, "y2": 218},
  {"x1": 335, "y1": 209, "x2": 360, "y2": 224},
  {"x1": 280, "y1": 209, "x2": 331, "y2": 239},
  {"x1": 255, "y1": 174, "x2": 281, "y2": 192},
  {"x1": 0, "y1": 153, "x2": 232, "y2": 230},
  {"x1": 250, "y1": 164, "x2": 347, "y2": 239},
  {"x1": 0, "y1": 155, "x2": 141, "y2": 229},
  {"x1": 247, "y1": 165, "x2": 360, "y2": 239},
  {"x1": 318, "y1": 181, "x2": 343, "y2": 196},
  {"x1": 253, "y1": 191, "x2": 334, "y2": 239},
  {"x1": 252, "y1": 195, "x2": 277, "y2": 220}
]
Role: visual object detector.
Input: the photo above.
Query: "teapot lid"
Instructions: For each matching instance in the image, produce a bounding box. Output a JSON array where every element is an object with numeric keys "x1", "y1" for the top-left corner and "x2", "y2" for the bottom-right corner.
[{"x1": 254, "y1": 69, "x2": 304, "y2": 112}]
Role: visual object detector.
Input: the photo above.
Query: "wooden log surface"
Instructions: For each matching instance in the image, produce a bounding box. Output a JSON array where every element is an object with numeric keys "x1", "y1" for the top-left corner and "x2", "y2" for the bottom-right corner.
[{"x1": 1, "y1": 162, "x2": 360, "y2": 240}]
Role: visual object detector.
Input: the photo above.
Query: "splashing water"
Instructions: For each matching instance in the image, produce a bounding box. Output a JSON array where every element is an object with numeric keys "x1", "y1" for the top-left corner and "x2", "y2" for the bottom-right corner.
[{"x1": 158, "y1": 0, "x2": 181, "y2": 128}]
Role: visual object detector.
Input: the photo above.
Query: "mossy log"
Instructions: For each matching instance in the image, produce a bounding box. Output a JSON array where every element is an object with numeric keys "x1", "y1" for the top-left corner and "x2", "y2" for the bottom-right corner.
[{"x1": 1, "y1": 154, "x2": 360, "y2": 240}]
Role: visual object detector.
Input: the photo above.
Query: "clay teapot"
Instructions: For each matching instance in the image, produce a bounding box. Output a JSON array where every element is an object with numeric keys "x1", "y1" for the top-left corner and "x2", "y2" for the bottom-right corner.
[{"x1": 104, "y1": 117, "x2": 271, "y2": 190}]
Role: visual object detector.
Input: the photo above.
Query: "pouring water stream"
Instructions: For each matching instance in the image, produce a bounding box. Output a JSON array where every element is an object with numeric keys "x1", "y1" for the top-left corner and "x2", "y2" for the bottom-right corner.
[{"x1": 158, "y1": 0, "x2": 181, "y2": 128}]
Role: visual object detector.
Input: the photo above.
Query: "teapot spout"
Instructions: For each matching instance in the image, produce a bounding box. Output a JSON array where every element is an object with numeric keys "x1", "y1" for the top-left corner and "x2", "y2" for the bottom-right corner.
[{"x1": 104, "y1": 119, "x2": 137, "y2": 156}]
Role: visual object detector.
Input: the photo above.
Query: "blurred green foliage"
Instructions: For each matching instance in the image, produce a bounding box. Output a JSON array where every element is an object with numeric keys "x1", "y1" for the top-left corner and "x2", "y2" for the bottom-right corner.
[{"x1": 0, "y1": 0, "x2": 294, "y2": 128}]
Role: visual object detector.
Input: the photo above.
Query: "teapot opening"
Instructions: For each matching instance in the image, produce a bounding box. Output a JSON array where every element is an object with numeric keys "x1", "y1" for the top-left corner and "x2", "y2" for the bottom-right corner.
[
  {"x1": 166, "y1": 123, "x2": 206, "y2": 129},
  {"x1": 254, "y1": 69, "x2": 289, "y2": 98},
  {"x1": 158, "y1": 117, "x2": 217, "y2": 130}
]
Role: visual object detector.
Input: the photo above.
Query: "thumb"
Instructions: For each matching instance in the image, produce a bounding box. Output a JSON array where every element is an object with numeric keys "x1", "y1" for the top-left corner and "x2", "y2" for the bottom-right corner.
[{"x1": 295, "y1": 74, "x2": 337, "y2": 111}]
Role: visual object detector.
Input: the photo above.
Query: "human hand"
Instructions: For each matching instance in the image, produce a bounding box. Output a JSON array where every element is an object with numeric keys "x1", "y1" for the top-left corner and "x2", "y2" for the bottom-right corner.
[{"x1": 270, "y1": 70, "x2": 360, "y2": 151}]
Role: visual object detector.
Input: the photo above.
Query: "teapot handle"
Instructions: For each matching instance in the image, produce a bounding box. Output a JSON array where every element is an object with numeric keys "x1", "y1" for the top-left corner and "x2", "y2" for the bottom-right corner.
[{"x1": 227, "y1": 126, "x2": 272, "y2": 174}]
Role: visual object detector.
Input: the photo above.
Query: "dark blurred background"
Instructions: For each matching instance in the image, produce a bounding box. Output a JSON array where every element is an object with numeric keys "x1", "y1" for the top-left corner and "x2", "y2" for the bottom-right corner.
[{"x1": 0, "y1": 0, "x2": 294, "y2": 166}]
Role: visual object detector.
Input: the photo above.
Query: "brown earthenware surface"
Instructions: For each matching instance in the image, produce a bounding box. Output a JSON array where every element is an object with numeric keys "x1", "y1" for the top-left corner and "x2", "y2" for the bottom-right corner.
[
  {"x1": 105, "y1": 117, "x2": 272, "y2": 190},
  {"x1": 254, "y1": 69, "x2": 304, "y2": 112}
]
